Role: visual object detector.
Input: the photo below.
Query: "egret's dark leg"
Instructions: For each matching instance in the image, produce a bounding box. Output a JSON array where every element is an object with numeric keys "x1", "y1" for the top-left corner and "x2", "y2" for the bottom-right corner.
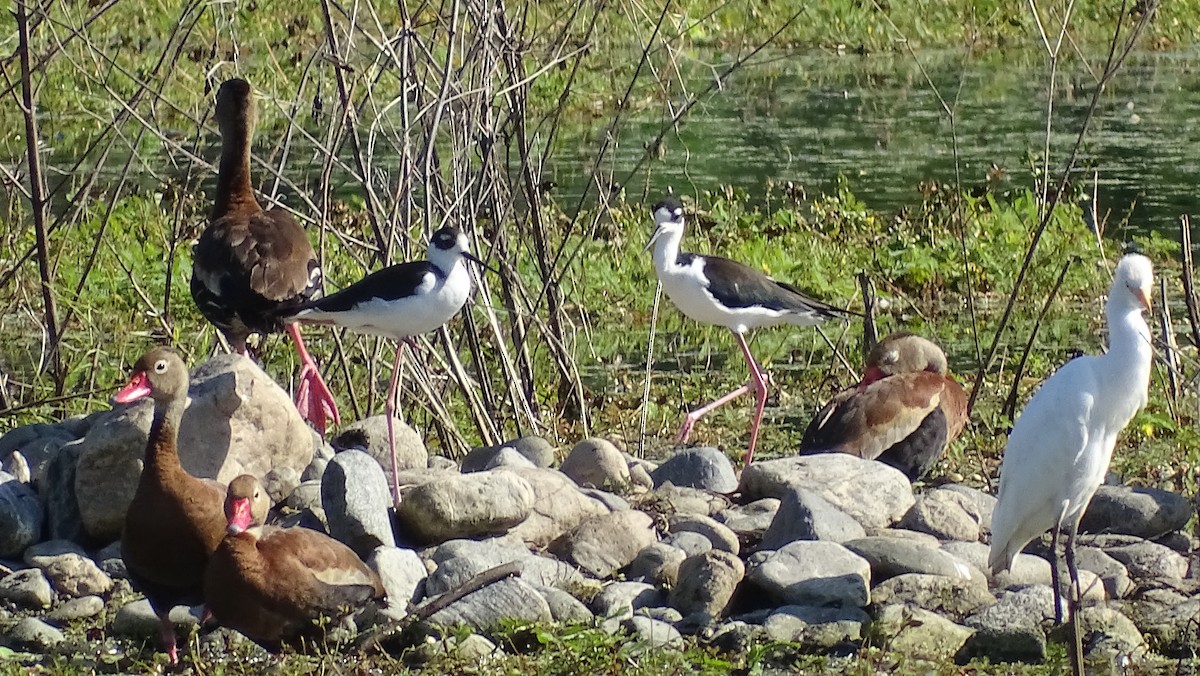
[{"x1": 1049, "y1": 524, "x2": 1064, "y2": 625}]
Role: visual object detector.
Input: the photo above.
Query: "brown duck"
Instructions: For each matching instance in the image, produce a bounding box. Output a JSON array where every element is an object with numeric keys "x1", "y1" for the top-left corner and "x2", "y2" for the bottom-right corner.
[
  {"x1": 115, "y1": 347, "x2": 227, "y2": 664},
  {"x1": 204, "y1": 474, "x2": 385, "y2": 651}
]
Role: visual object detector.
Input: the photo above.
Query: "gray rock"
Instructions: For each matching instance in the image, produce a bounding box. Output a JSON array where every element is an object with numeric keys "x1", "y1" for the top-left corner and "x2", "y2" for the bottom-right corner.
[
  {"x1": 95, "y1": 541, "x2": 125, "y2": 579},
  {"x1": 1155, "y1": 531, "x2": 1193, "y2": 553},
  {"x1": 760, "y1": 486, "x2": 865, "y2": 549},
  {"x1": 535, "y1": 584, "x2": 593, "y2": 623},
  {"x1": 368, "y1": 546, "x2": 427, "y2": 618},
  {"x1": 874, "y1": 604, "x2": 974, "y2": 660},
  {"x1": 622, "y1": 615, "x2": 683, "y2": 647},
  {"x1": 112, "y1": 599, "x2": 203, "y2": 637},
  {"x1": 549, "y1": 510, "x2": 657, "y2": 578},
  {"x1": 707, "y1": 620, "x2": 766, "y2": 653},
  {"x1": 0, "y1": 472, "x2": 42, "y2": 558},
  {"x1": 844, "y1": 536, "x2": 977, "y2": 583},
  {"x1": 38, "y1": 443, "x2": 84, "y2": 543},
  {"x1": 739, "y1": 455, "x2": 914, "y2": 530},
  {"x1": 1106, "y1": 540, "x2": 1189, "y2": 580},
  {"x1": 23, "y1": 540, "x2": 113, "y2": 597},
  {"x1": 482, "y1": 447, "x2": 537, "y2": 471},
  {"x1": 641, "y1": 607, "x2": 683, "y2": 624},
  {"x1": 1068, "y1": 606, "x2": 1148, "y2": 663},
  {"x1": 285, "y1": 480, "x2": 324, "y2": 514},
  {"x1": 503, "y1": 467, "x2": 609, "y2": 547},
  {"x1": 1080, "y1": 485, "x2": 1191, "y2": 539},
  {"x1": 425, "y1": 577, "x2": 553, "y2": 631},
  {"x1": 426, "y1": 539, "x2": 582, "y2": 595},
  {"x1": 0, "y1": 568, "x2": 52, "y2": 608},
  {"x1": 669, "y1": 550, "x2": 744, "y2": 617},
  {"x1": 899, "y1": 487, "x2": 984, "y2": 542},
  {"x1": 941, "y1": 541, "x2": 1049, "y2": 587},
  {"x1": 447, "y1": 633, "x2": 498, "y2": 660},
  {"x1": 591, "y1": 581, "x2": 664, "y2": 619},
  {"x1": 331, "y1": 415, "x2": 428, "y2": 479},
  {"x1": 762, "y1": 605, "x2": 871, "y2": 648},
  {"x1": 746, "y1": 541, "x2": 871, "y2": 607},
  {"x1": 261, "y1": 467, "x2": 301, "y2": 505},
  {"x1": 461, "y1": 436, "x2": 556, "y2": 472},
  {"x1": 44, "y1": 594, "x2": 105, "y2": 623},
  {"x1": 1, "y1": 423, "x2": 77, "y2": 481},
  {"x1": 650, "y1": 447, "x2": 737, "y2": 493},
  {"x1": 580, "y1": 488, "x2": 629, "y2": 513},
  {"x1": 1076, "y1": 546, "x2": 1134, "y2": 599},
  {"x1": 938, "y1": 484, "x2": 997, "y2": 530},
  {"x1": 668, "y1": 514, "x2": 739, "y2": 555},
  {"x1": 395, "y1": 470, "x2": 535, "y2": 544},
  {"x1": 561, "y1": 438, "x2": 630, "y2": 488},
  {"x1": 1128, "y1": 597, "x2": 1200, "y2": 658},
  {"x1": 76, "y1": 355, "x2": 316, "y2": 541},
  {"x1": 627, "y1": 462, "x2": 654, "y2": 489},
  {"x1": 321, "y1": 449, "x2": 396, "y2": 557},
  {"x1": 715, "y1": 498, "x2": 779, "y2": 537},
  {"x1": 645, "y1": 483, "x2": 729, "y2": 517},
  {"x1": 871, "y1": 573, "x2": 994, "y2": 620},
  {"x1": 662, "y1": 531, "x2": 712, "y2": 557},
  {"x1": 959, "y1": 587, "x2": 1049, "y2": 664},
  {"x1": 868, "y1": 527, "x2": 941, "y2": 547},
  {"x1": 5, "y1": 617, "x2": 63, "y2": 651},
  {"x1": 625, "y1": 542, "x2": 686, "y2": 586}
]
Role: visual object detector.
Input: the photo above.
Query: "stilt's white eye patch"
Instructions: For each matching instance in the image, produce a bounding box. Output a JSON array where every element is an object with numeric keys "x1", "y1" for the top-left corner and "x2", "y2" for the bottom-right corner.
[{"x1": 154, "y1": 359, "x2": 169, "y2": 374}]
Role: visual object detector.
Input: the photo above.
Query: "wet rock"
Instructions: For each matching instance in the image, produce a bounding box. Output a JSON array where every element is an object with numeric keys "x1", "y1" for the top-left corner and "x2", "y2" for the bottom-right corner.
[
  {"x1": 461, "y1": 436, "x2": 556, "y2": 472},
  {"x1": 23, "y1": 540, "x2": 113, "y2": 597},
  {"x1": 644, "y1": 483, "x2": 729, "y2": 517},
  {"x1": 321, "y1": 449, "x2": 396, "y2": 557},
  {"x1": 650, "y1": 447, "x2": 738, "y2": 493},
  {"x1": 561, "y1": 438, "x2": 630, "y2": 488},
  {"x1": 549, "y1": 510, "x2": 657, "y2": 578},
  {"x1": 331, "y1": 415, "x2": 428, "y2": 479},
  {"x1": 739, "y1": 455, "x2": 913, "y2": 530},
  {"x1": 44, "y1": 594, "x2": 105, "y2": 623},
  {"x1": 1105, "y1": 540, "x2": 1188, "y2": 580},
  {"x1": 77, "y1": 355, "x2": 315, "y2": 541},
  {"x1": 426, "y1": 577, "x2": 553, "y2": 631},
  {"x1": 874, "y1": 604, "x2": 974, "y2": 660},
  {"x1": 503, "y1": 467, "x2": 609, "y2": 547},
  {"x1": 845, "y1": 536, "x2": 977, "y2": 584},
  {"x1": 746, "y1": 541, "x2": 871, "y2": 607},
  {"x1": 395, "y1": 470, "x2": 535, "y2": 544},
  {"x1": 669, "y1": 550, "x2": 744, "y2": 617},
  {"x1": 368, "y1": 546, "x2": 427, "y2": 618},
  {"x1": 626, "y1": 542, "x2": 686, "y2": 586},
  {"x1": 0, "y1": 568, "x2": 53, "y2": 608},
  {"x1": 899, "y1": 487, "x2": 984, "y2": 542},
  {"x1": 591, "y1": 581, "x2": 664, "y2": 620},
  {"x1": 662, "y1": 531, "x2": 712, "y2": 557},
  {"x1": 1080, "y1": 485, "x2": 1191, "y2": 539},
  {"x1": 762, "y1": 605, "x2": 871, "y2": 648},
  {"x1": 5, "y1": 617, "x2": 63, "y2": 651},
  {"x1": 870, "y1": 573, "x2": 994, "y2": 620},
  {"x1": 760, "y1": 486, "x2": 865, "y2": 549},
  {"x1": 668, "y1": 514, "x2": 739, "y2": 555},
  {"x1": 0, "y1": 471, "x2": 42, "y2": 558},
  {"x1": 622, "y1": 615, "x2": 683, "y2": 647}
]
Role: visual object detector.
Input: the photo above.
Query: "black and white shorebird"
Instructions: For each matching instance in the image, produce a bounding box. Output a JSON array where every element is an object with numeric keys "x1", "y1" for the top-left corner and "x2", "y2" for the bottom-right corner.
[
  {"x1": 647, "y1": 196, "x2": 851, "y2": 465},
  {"x1": 287, "y1": 225, "x2": 484, "y2": 503}
]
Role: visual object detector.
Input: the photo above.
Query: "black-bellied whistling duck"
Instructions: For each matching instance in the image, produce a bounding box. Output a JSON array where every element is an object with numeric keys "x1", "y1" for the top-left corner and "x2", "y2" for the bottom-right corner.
[
  {"x1": 799, "y1": 332, "x2": 968, "y2": 481},
  {"x1": 286, "y1": 226, "x2": 485, "y2": 503},
  {"x1": 646, "y1": 197, "x2": 852, "y2": 465},
  {"x1": 115, "y1": 347, "x2": 228, "y2": 664},
  {"x1": 204, "y1": 474, "x2": 385, "y2": 650},
  {"x1": 190, "y1": 77, "x2": 339, "y2": 434}
]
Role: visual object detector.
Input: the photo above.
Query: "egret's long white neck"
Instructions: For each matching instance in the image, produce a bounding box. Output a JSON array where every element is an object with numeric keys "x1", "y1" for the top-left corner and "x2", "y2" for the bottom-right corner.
[
  {"x1": 1104, "y1": 292, "x2": 1153, "y2": 377},
  {"x1": 651, "y1": 221, "x2": 685, "y2": 273}
]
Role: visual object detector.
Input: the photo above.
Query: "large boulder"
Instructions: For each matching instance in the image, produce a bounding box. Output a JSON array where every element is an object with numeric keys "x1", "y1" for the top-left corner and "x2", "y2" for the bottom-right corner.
[
  {"x1": 75, "y1": 354, "x2": 315, "y2": 541},
  {"x1": 746, "y1": 540, "x2": 871, "y2": 607},
  {"x1": 739, "y1": 455, "x2": 914, "y2": 530},
  {"x1": 395, "y1": 470, "x2": 535, "y2": 544},
  {"x1": 549, "y1": 510, "x2": 657, "y2": 578}
]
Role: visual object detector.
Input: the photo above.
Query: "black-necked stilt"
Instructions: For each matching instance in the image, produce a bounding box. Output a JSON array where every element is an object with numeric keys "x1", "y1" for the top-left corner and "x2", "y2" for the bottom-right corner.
[
  {"x1": 647, "y1": 196, "x2": 851, "y2": 465},
  {"x1": 799, "y1": 332, "x2": 967, "y2": 481},
  {"x1": 190, "y1": 78, "x2": 339, "y2": 435},
  {"x1": 287, "y1": 225, "x2": 484, "y2": 502}
]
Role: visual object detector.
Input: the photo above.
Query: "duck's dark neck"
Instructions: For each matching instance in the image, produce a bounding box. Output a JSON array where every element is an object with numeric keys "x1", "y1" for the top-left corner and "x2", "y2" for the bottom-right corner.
[
  {"x1": 144, "y1": 396, "x2": 186, "y2": 475},
  {"x1": 213, "y1": 122, "x2": 260, "y2": 220}
]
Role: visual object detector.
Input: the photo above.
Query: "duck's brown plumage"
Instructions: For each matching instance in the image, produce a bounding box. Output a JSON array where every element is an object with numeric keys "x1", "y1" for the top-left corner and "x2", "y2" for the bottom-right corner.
[
  {"x1": 204, "y1": 475, "x2": 385, "y2": 650},
  {"x1": 117, "y1": 347, "x2": 227, "y2": 663},
  {"x1": 800, "y1": 332, "x2": 967, "y2": 481}
]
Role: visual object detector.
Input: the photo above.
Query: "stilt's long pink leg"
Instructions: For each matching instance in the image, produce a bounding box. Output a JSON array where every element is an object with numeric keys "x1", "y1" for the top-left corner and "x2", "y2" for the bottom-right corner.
[
  {"x1": 383, "y1": 341, "x2": 413, "y2": 506},
  {"x1": 287, "y1": 323, "x2": 341, "y2": 435},
  {"x1": 675, "y1": 330, "x2": 769, "y2": 466}
]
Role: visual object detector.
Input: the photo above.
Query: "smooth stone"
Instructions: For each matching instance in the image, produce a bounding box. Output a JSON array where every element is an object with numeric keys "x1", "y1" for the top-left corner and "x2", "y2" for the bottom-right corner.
[
  {"x1": 668, "y1": 550, "x2": 745, "y2": 617},
  {"x1": 449, "y1": 633, "x2": 498, "y2": 660},
  {"x1": 647, "y1": 483, "x2": 729, "y2": 516},
  {"x1": 0, "y1": 568, "x2": 53, "y2": 608},
  {"x1": 739, "y1": 455, "x2": 914, "y2": 530},
  {"x1": 938, "y1": 484, "x2": 997, "y2": 530},
  {"x1": 867, "y1": 527, "x2": 941, "y2": 548},
  {"x1": 662, "y1": 531, "x2": 712, "y2": 557},
  {"x1": 330, "y1": 415, "x2": 428, "y2": 478},
  {"x1": 1067, "y1": 606, "x2": 1148, "y2": 663},
  {"x1": 650, "y1": 447, "x2": 737, "y2": 493},
  {"x1": 715, "y1": 498, "x2": 779, "y2": 537},
  {"x1": 668, "y1": 513, "x2": 739, "y2": 555},
  {"x1": 874, "y1": 604, "x2": 974, "y2": 660},
  {"x1": 627, "y1": 463, "x2": 654, "y2": 489},
  {"x1": 760, "y1": 486, "x2": 865, "y2": 549},
  {"x1": 941, "y1": 541, "x2": 1049, "y2": 587},
  {"x1": 535, "y1": 584, "x2": 594, "y2": 623},
  {"x1": 549, "y1": 510, "x2": 657, "y2": 578},
  {"x1": 112, "y1": 599, "x2": 202, "y2": 637},
  {"x1": 461, "y1": 436, "x2": 556, "y2": 472},
  {"x1": 0, "y1": 472, "x2": 42, "y2": 558},
  {"x1": 502, "y1": 467, "x2": 609, "y2": 547},
  {"x1": 899, "y1": 487, "x2": 984, "y2": 542},
  {"x1": 870, "y1": 573, "x2": 995, "y2": 619},
  {"x1": 622, "y1": 615, "x2": 683, "y2": 647},
  {"x1": 426, "y1": 540, "x2": 582, "y2": 596},
  {"x1": 707, "y1": 620, "x2": 767, "y2": 653},
  {"x1": 368, "y1": 546, "x2": 427, "y2": 618},
  {"x1": 844, "y1": 536, "x2": 977, "y2": 583},
  {"x1": 591, "y1": 581, "x2": 664, "y2": 620},
  {"x1": 5, "y1": 617, "x2": 64, "y2": 651},
  {"x1": 44, "y1": 594, "x2": 105, "y2": 623},
  {"x1": 285, "y1": 480, "x2": 324, "y2": 514},
  {"x1": 1105, "y1": 540, "x2": 1189, "y2": 580},
  {"x1": 482, "y1": 447, "x2": 536, "y2": 470},
  {"x1": 395, "y1": 470, "x2": 535, "y2": 544},
  {"x1": 321, "y1": 449, "x2": 396, "y2": 558},
  {"x1": 1076, "y1": 546, "x2": 1134, "y2": 599},
  {"x1": 625, "y1": 542, "x2": 686, "y2": 586},
  {"x1": 561, "y1": 437, "x2": 630, "y2": 488},
  {"x1": 580, "y1": 488, "x2": 629, "y2": 512},
  {"x1": 425, "y1": 577, "x2": 552, "y2": 631},
  {"x1": 23, "y1": 540, "x2": 113, "y2": 597},
  {"x1": 762, "y1": 605, "x2": 871, "y2": 648},
  {"x1": 746, "y1": 540, "x2": 871, "y2": 607},
  {"x1": 1079, "y1": 485, "x2": 1191, "y2": 539}
]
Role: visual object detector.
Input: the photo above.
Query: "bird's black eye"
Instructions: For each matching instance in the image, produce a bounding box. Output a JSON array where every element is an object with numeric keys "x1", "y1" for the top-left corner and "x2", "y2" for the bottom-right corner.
[{"x1": 154, "y1": 359, "x2": 168, "y2": 374}]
